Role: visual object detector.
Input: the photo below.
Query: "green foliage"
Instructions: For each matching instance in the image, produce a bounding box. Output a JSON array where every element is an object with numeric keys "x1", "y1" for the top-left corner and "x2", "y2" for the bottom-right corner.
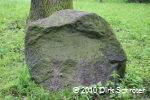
[
  {"x1": 0, "y1": 0, "x2": 150, "y2": 99},
  {"x1": 125, "y1": 0, "x2": 150, "y2": 3}
]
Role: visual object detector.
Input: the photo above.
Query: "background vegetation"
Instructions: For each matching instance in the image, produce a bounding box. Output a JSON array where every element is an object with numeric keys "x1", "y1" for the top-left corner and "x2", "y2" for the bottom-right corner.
[{"x1": 0, "y1": 0, "x2": 150, "y2": 99}]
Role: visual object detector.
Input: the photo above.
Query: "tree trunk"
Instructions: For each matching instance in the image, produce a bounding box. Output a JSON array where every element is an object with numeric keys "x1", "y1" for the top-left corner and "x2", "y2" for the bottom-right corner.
[
  {"x1": 100, "y1": 0, "x2": 102, "y2": 2},
  {"x1": 26, "y1": 0, "x2": 73, "y2": 25}
]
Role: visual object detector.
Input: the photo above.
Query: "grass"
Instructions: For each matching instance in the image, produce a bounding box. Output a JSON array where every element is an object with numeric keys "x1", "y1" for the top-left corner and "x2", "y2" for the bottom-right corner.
[{"x1": 0, "y1": 0, "x2": 150, "y2": 99}]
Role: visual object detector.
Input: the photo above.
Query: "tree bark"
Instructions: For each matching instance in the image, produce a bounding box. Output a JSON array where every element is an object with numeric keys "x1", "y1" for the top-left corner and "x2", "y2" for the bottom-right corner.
[{"x1": 26, "y1": 0, "x2": 73, "y2": 25}]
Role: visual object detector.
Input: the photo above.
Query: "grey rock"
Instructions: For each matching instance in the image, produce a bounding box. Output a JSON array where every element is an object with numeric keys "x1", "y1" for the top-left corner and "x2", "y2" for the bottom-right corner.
[{"x1": 25, "y1": 9, "x2": 127, "y2": 91}]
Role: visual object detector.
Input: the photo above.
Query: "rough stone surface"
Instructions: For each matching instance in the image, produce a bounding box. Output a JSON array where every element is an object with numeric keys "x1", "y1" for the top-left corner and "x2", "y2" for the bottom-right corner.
[{"x1": 25, "y1": 9, "x2": 127, "y2": 91}]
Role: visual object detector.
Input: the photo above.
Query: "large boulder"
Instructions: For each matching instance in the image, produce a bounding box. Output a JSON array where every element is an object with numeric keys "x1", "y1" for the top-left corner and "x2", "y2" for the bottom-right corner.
[{"x1": 25, "y1": 9, "x2": 127, "y2": 91}]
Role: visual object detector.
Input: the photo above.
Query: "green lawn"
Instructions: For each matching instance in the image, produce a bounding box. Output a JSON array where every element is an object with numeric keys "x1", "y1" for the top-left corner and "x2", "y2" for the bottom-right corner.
[{"x1": 0, "y1": 0, "x2": 150, "y2": 99}]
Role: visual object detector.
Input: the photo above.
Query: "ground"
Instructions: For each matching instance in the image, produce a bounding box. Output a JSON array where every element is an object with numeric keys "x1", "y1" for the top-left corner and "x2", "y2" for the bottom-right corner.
[{"x1": 0, "y1": 0, "x2": 150, "y2": 99}]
